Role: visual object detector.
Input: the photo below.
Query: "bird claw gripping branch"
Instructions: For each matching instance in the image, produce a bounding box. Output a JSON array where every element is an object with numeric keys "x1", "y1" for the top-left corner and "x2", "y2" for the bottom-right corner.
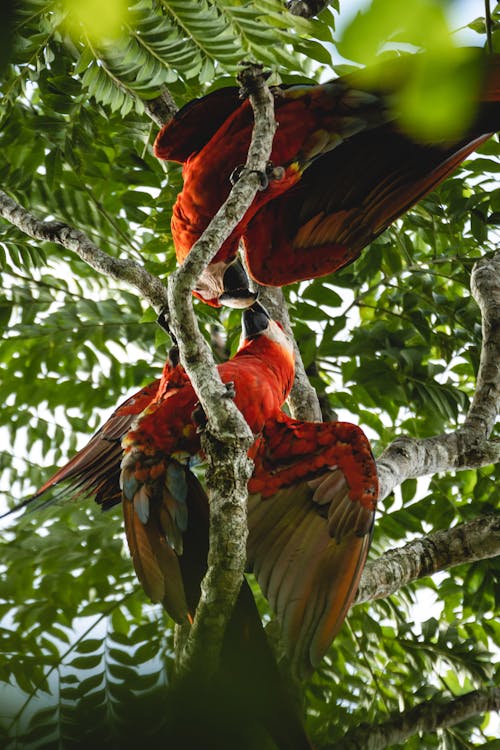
[{"x1": 230, "y1": 160, "x2": 285, "y2": 189}]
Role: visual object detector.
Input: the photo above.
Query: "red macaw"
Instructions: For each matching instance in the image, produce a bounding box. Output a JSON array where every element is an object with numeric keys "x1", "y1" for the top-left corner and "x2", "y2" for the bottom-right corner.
[
  {"x1": 19, "y1": 305, "x2": 377, "y2": 679},
  {"x1": 155, "y1": 49, "x2": 500, "y2": 306},
  {"x1": 21, "y1": 360, "x2": 311, "y2": 750}
]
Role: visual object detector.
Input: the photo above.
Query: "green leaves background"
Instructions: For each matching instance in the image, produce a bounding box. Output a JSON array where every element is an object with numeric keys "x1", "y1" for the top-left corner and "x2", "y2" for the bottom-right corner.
[{"x1": 0, "y1": 1, "x2": 499, "y2": 747}]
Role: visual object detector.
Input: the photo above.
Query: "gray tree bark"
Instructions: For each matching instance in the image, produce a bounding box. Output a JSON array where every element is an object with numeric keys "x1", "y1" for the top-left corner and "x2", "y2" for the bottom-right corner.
[
  {"x1": 334, "y1": 687, "x2": 500, "y2": 750},
  {"x1": 166, "y1": 65, "x2": 277, "y2": 674},
  {"x1": 357, "y1": 514, "x2": 500, "y2": 604}
]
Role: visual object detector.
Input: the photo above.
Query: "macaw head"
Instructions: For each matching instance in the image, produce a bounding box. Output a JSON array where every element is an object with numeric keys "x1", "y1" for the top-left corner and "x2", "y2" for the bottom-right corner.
[
  {"x1": 241, "y1": 300, "x2": 272, "y2": 339},
  {"x1": 193, "y1": 256, "x2": 258, "y2": 308},
  {"x1": 241, "y1": 301, "x2": 295, "y2": 359}
]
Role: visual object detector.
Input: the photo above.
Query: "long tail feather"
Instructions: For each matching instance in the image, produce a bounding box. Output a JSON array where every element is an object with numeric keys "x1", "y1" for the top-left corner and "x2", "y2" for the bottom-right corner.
[{"x1": 122, "y1": 492, "x2": 189, "y2": 622}]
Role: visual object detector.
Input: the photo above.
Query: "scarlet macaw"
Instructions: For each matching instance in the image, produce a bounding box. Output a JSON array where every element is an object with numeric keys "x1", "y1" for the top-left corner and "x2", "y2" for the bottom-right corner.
[
  {"x1": 20, "y1": 305, "x2": 377, "y2": 679},
  {"x1": 155, "y1": 50, "x2": 500, "y2": 306},
  {"x1": 24, "y1": 358, "x2": 312, "y2": 749}
]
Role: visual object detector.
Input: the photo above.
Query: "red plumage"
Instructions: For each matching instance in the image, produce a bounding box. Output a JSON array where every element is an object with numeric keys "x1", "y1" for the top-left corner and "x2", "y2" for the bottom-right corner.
[
  {"x1": 19, "y1": 310, "x2": 377, "y2": 678},
  {"x1": 155, "y1": 50, "x2": 500, "y2": 306}
]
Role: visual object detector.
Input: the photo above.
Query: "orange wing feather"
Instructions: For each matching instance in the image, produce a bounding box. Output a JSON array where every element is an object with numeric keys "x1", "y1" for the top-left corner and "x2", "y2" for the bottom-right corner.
[{"x1": 248, "y1": 415, "x2": 378, "y2": 677}]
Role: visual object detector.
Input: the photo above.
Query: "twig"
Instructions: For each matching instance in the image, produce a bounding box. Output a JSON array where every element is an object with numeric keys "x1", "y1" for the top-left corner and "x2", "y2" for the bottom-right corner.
[
  {"x1": 463, "y1": 252, "x2": 500, "y2": 439},
  {"x1": 356, "y1": 514, "x2": 500, "y2": 604}
]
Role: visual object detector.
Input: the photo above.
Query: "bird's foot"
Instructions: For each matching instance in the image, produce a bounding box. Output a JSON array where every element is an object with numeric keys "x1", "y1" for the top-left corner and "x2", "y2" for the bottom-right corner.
[
  {"x1": 229, "y1": 164, "x2": 268, "y2": 188},
  {"x1": 266, "y1": 162, "x2": 285, "y2": 182},
  {"x1": 192, "y1": 403, "x2": 207, "y2": 431},
  {"x1": 168, "y1": 345, "x2": 180, "y2": 368},
  {"x1": 230, "y1": 161, "x2": 284, "y2": 190},
  {"x1": 224, "y1": 381, "x2": 236, "y2": 399},
  {"x1": 191, "y1": 382, "x2": 234, "y2": 433}
]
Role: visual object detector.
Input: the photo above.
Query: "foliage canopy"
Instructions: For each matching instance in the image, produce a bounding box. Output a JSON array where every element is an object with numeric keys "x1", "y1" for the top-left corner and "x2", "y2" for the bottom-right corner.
[{"x1": 0, "y1": 1, "x2": 499, "y2": 748}]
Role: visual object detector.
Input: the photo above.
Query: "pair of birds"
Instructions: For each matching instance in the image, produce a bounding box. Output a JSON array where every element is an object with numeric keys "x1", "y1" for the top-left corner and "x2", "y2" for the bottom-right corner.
[{"x1": 18, "y1": 46, "x2": 500, "y2": 747}]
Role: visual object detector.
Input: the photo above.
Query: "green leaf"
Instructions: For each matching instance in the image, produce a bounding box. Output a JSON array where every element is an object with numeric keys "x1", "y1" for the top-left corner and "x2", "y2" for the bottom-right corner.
[{"x1": 68, "y1": 654, "x2": 103, "y2": 670}]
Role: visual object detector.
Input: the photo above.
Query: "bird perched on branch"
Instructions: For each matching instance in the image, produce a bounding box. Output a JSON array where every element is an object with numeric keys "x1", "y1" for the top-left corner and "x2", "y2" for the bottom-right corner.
[
  {"x1": 15, "y1": 305, "x2": 377, "y2": 681},
  {"x1": 155, "y1": 49, "x2": 500, "y2": 306}
]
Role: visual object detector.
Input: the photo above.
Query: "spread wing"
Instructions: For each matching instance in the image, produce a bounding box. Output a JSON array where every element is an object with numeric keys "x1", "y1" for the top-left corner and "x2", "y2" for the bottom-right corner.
[
  {"x1": 121, "y1": 454, "x2": 209, "y2": 621},
  {"x1": 242, "y1": 52, "x2": 500, "y2": 287},
  {"x1": 1, "y1": 380, "x2": 161, "y2": 518},
  {"x1": 242, "y1": 126, "x2": 492, "y2": 286},
  {"x1": 247, "y1": 415, "x2": 378, "y2": 678}
]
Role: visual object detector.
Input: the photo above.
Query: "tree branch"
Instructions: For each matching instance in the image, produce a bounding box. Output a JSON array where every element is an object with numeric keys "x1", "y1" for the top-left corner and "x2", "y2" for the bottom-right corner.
[
  {"x1": 257, "y1": 285, "x2": 323, "y2": 421},
  {"x1": 354, "y1": 251, "x2": 500, "y2": 610},
  {"x1": 167, "y1": 65, "x2": 278, "y2": 675},
  {"x1": 143, "y1": 88, "x2": 178, "y2": 127},
  {"x1": 376, "y1": 251, "x2": 500, "y2": 502},
  {"x1": 463, "y1": 252, "x2": 500, "y2": 439},
  {"x1": 0, "y1": 190, "x2": 168, "y2": 311},
  {"x1": 286, "y1": 0, "x2": 331, "y2": 18},
  {"x1": 356, "y1": 514, "x2": 500, "y2": 605},
  {"x1": 335, "y1": 687, "x2": 500, "y2": 750},
  {"x1": 376, "y1": 432, "x2": 500, "y2": 503}
]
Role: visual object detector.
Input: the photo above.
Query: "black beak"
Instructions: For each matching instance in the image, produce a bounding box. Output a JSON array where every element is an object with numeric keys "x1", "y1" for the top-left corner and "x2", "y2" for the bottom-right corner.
[
  {"x1": 242, "y1": 301, "x2": 271, "y2": 339},
  {"x1": 219, "y1": 257, "x2": 258, "y2": 309}
]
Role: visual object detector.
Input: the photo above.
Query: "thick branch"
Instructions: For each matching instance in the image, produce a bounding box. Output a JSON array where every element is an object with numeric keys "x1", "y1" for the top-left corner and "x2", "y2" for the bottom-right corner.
[
  {"x1": 257, "y1": 285, "x2": 322, "y2": 421},
  {"x1": 168, "y1": 66, "x2": 278, "y2": 674},
  {"x1": 463, "y1": 252, "x2": 500, "y2": 439},
  {"x1": 377, "y1": 251, "x2": 500, "y2": 502},
  {"x1": 0, "y1": 190, "x2": 168, "y2": 311},
  {"x1": 143, "y1": 88, "x2": 178, "y2": 127},
  {"x1": 376, "y1": 432, "x2": 500, "y2": 502},
  {"x1": 356, "y1": 514, "x2": 500, "y2": 604},
  {"x1": 336, "y1": 687, "x2": 500, "y2": 750}
]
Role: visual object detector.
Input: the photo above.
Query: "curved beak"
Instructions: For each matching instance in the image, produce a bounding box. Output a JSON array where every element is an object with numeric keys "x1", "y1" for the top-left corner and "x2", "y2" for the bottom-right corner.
[
  {"x1": 242, "y1": 301, "x2": 271, "y2": 339},
  {"x1": 219, "y1": 257, "x2": 258, "y2": 309}
]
